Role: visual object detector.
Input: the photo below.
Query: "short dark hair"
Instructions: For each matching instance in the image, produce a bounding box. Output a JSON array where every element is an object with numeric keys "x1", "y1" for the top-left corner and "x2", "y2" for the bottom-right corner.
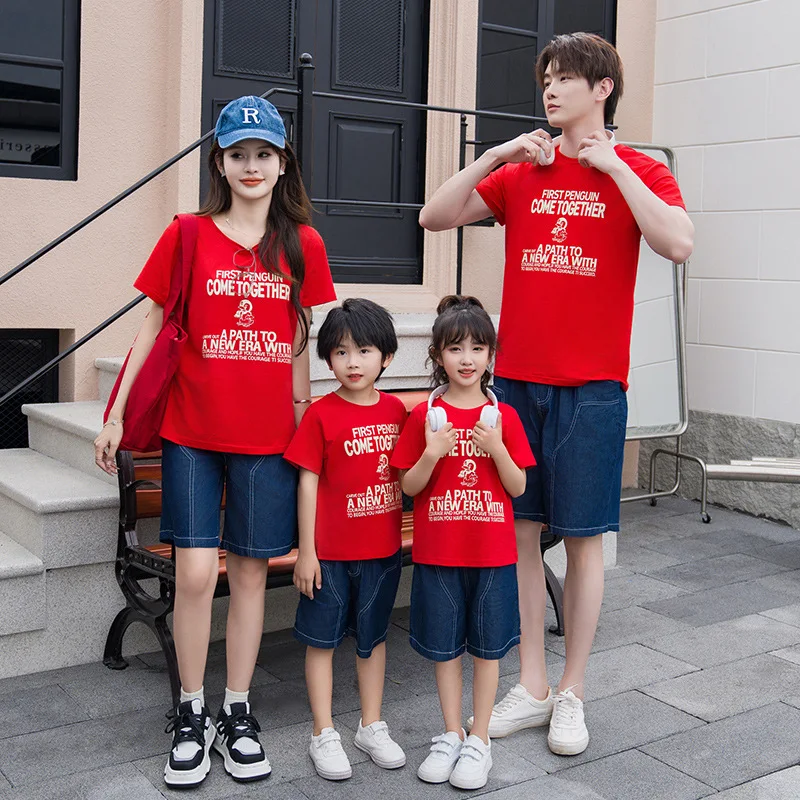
[
  {"x1": 535, "y1": 33, "x2": 624, "y2": 125},
  {"x1": 317, "y1": 298, "x2": 398, "y2": 376},
  {"x1": 429, "y1": 295, "x2": 497, "y2": 393}
]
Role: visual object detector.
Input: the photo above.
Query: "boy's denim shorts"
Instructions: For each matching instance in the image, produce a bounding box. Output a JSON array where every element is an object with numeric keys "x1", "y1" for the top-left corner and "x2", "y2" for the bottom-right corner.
[
  {"x1": 160, "y1": 439, "x2": 297, "y2": 559},
  {"x1": 492, "y1": 377, "x2": 628, "y2": 538},
  {"x1": 294, "y1": 548, "x2": 402, "y2": 659},
  {"x1": 409, "y1": 563, "x2": 520, "y2": 662}
]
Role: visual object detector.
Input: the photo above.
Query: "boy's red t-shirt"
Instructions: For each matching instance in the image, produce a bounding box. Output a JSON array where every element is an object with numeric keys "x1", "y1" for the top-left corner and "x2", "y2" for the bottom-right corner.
[
  {"x1": 390, "y1": 398, "x2": 535, "y2": 568},
  {"x1": 284, "y1": 391, "x2": 407, "y2": 561},
  {"x1": 476, "y1": 145, "x2": 686, "y2": 390},
  {"x1": 134, "y1": 216, "x2": 336, "y2": 454}
]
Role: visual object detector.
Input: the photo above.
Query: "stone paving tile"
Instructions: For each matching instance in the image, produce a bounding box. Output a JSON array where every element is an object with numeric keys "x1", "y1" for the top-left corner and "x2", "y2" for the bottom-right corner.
[
  {"x1": 545, "y1": 606, "x2": 693, "y2": 657},
  {"x1": 615, "y1": 540, "x2": 687, "y2": 573},
  {"x1": 642, "y1": 580, "x2": 798, "y2": 627},
  {"x1": 713, "y1": 766, "x2": 800, "y2": 799},
  {"x1": 497, "y1": 690, "x2": 705, "y2": 774},
  {"x1": 215, "y1": 785, "x2": 310, "y2": 800},
  {"x1": 645, "y1": 613, "x2": 800, "y2": 668},
  {"x1": 641, "y1": 702, "x2": 800, "y2": 790},
  {"x1": 555, "y1": 749, "x2": 714, "y2": 800},
  {"x1": 639, "y1": 529, "x2": 787, "y2": 564},
  {"x1": 753, "y1": 569, "x2": 800, "y2": 600},
  {"x1": 649, "y1": 509, "x2": 799, "y2": 542},
  {"x1": 620, "y1": 496, "x2": 701, "y2": 523},
  {"x1": 753, "y1": 541, "x2": 800, "y2": 569},
  {"x1": 601, "y1": 573, "x2": 688, "y2": 612},
  {"x1": 643, "y1": 653, "x2": 800, "y2": 721},
  {"x1": 2, "y1": 764, "x2": 165, "y2": 800},
  {"x1": 760, "y1": 602, "x2": 800, "y2": 628},
  {"x1": 646, "y1": 553, "x2": 789, "y2": 592},
  {"x1": 0, "y1": 684, "x2": 90, "y2": 739}
]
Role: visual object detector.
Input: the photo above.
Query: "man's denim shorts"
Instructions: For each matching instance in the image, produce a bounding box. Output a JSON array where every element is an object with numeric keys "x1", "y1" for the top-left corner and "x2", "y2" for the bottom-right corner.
[
  {"x1": 492, "y1": 377, "x2": 628, "y2": 537},
  {"x1": 294, "y1": 548, "x2": 402, "y2": 659},
  {"x1": 160, "y1": 439, "x2": 297, "y2": 558},
  {"x1": 409, "y1": 563, "x2": 520, "y2": 662}
]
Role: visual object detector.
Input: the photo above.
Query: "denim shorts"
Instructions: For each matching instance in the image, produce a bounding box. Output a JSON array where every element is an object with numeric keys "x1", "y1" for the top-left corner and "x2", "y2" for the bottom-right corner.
[
  {"x1": 294, "y1": 548, "x2": 402, "y2": 659},
  {"x1": 492, "y1": 377, "x2": 628, "y2": 537},
  {"x1": 409, "y1": 563, "x2": 520, "y2": 662},
  {"x1": 160, "y1": 439, "x2": 297, "y2": 558}
]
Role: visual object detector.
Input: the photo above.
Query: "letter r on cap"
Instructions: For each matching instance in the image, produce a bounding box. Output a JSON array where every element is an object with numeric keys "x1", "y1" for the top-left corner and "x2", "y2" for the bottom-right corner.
[{"x1": 242, "y1": 108, "x2": 261, "y2": 124}]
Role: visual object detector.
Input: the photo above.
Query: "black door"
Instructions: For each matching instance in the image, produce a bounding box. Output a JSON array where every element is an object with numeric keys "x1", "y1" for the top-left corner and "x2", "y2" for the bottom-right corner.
[{"x1": 202, "y1": 0, "x2": 429, "y2": 285}]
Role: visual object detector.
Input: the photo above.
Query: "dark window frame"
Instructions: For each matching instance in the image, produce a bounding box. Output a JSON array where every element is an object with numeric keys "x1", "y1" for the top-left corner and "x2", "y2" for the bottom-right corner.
[{"x1": 0, "y1": 0, "x2": 81, "y2": 181}]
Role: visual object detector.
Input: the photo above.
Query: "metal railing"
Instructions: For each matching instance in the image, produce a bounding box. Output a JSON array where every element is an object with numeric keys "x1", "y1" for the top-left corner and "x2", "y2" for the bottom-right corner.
[{"x1": 1, "y1": 52, "x2": 548, "y2": 410}]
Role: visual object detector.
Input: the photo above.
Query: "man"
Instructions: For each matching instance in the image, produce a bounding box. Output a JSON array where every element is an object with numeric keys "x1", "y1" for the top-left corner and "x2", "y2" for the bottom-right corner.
[{"x1": 419, "y1": 32, "x2": 693, "y2": 755}]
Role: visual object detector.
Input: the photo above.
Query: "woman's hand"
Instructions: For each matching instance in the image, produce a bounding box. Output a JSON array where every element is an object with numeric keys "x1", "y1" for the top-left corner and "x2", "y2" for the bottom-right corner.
[{"x1": 94, "y1": 422, "x2": 124, "y2": 475}]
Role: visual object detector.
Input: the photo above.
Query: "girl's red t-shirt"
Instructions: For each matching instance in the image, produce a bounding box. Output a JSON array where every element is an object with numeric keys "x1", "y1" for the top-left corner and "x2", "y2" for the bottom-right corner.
[
  {"x1": 390, "y1": 398, "x2": 536, "y2": 568},
  {"x1": 134, "y1": 216, "x2": 336, "y2": 454},
  {"x1": 283, "y1": 391, "x2": 407, "y2": 561}
]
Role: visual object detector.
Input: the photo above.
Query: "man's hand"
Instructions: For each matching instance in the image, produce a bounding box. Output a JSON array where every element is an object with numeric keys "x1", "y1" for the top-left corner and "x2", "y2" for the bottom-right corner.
[
  {"x1": 577, "y1": 130, "x2": 621, "y2": 174},
  {"x1": 488, "y1": 129, "x2": 554, "y2": 166},
  {"x1": 424, "y1": 418, "x2": 458, "y2": 460},
  {"x1": 293, "y1": 551, "x2": 322, "y2": 600},
  {"x1": 472, "y1": 414, "x2": 504, "y2": 458}
]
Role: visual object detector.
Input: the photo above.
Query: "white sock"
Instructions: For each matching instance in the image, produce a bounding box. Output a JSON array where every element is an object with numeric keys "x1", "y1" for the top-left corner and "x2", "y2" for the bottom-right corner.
[
  {"x1": 223, "y1": 688, "x2": 260, "y2": 756},
  {"x1": 180, "y1": 686, "x2": 205, "y2": 705}
]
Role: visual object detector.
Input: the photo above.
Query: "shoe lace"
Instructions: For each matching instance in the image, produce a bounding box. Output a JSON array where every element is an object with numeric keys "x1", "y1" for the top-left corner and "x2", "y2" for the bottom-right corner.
[
  {"x1": 552, "y1": 687, "x2": 581, "y2": 728},
  {"x1": 165, "y1": 707, "x2": 204, "y2": 746},
  {"x1": 493, "y1": 690, "x2": 523, "y2": 716},
  {"x1": 218, "y1": 709, "x2": 262, "y2": 745}
]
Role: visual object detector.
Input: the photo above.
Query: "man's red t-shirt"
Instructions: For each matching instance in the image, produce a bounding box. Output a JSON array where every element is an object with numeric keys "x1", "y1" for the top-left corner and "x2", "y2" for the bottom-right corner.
[
  {"x1": 476, "y1": 145, "x2": 685, "y2": 390},
  {"x1": 390, "y1": 398, "x2": 536, "y2": 568},
  {"x1": 135, "y1": 216, "x2": 336, "y2": 454},
  {"x1": 284, "y1": 391, "x2": 407, "y2": 561}
]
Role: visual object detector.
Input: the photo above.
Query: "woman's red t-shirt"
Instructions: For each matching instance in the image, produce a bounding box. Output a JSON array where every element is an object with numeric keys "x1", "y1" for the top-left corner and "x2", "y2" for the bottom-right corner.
[{"x1": 134, "y1": 216, "x2": 336, "y2": 454}]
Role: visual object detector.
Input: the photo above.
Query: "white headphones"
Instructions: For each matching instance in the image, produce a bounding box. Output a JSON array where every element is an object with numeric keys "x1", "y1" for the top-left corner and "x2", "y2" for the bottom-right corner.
[
  {"x1": 427, "y1": 384, "x2": 500, "y2": 431},
  {"x1": 538, "y1": 130, "x2": 617, "y2": 166}
]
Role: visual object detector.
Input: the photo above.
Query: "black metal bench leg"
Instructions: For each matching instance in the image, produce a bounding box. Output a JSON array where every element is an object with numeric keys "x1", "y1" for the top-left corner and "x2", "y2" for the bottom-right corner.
[
  {"x1": 103, "y1": 605, "x2": 139, "y2": 670},
  {"x1": 543, "y1": 561, "x2": 565, "y2": 636},
  {"x1": 153, "y1": 613, "x2": 180, "y2": 708}
]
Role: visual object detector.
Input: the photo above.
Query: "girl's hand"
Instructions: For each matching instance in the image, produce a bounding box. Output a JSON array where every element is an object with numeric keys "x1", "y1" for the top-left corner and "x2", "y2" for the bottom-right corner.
[
  {"x1": 424, "y1": 418, "x2": 457, "y2": 460},
  {"x1": 472, "y1": 414, "x2": 503, "y2": 458},
  {"x1": 293, "y1": 551, "x2": 322, "y2": 600},
  {"x1": 94, "y1": 423, "x2": 124, "y2": 475}
]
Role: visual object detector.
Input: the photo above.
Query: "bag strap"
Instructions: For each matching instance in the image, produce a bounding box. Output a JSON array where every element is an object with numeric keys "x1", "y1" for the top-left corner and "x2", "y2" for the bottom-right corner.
[{"x1": 164, "y1": 213, "x2": 199, "y2": 324}]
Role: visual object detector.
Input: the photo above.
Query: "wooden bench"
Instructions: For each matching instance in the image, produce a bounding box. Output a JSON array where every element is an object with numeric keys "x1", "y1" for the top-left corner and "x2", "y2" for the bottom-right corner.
[{"x1": 103, "y1": 389, "x2": 564, "y2": 706}]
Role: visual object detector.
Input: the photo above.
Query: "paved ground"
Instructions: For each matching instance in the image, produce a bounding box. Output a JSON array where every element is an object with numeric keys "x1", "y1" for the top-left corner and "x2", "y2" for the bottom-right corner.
[{"x1": 2, "y1": 497, "x2": 800, "y2": 799}]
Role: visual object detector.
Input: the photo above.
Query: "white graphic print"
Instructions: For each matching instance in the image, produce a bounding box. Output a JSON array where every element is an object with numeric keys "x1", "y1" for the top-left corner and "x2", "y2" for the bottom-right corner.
[
  {"x1": 234, "y1": 299, "x2": 255, "y2": 328},
  {"x1": 242, "y1": 108, "x2": 261, "y2": 124},
  {"x1": 551, "y1": 217, "x2": 568, "y2": 243},
  {"x1": 376, "y1": 453, "x2": 391, "y2": 482},
  {"x1": 202, "y1": 329, "x2": 292, "y2": 363},
  {"x1": 458, "y1": 458, "x2": 478, "y2": 487}
]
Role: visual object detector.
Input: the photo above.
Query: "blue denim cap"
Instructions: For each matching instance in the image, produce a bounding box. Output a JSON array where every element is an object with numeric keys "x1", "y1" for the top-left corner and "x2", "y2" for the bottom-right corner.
[{"x1": 215, "y1": 95, "x2": 286, "y2": 149}]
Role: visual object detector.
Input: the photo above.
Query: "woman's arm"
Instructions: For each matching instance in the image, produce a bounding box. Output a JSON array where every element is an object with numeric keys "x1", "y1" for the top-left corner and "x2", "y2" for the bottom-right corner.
[
  {"x1": 93, "y1": 301, "x2": 164, "y2": 474},
  {"x1": 292, "y1": 308, "x2": 313, "y2": 426}
]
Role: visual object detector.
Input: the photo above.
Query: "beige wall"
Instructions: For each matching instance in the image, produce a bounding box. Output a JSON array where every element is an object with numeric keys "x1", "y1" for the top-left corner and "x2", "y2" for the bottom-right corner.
[{"x1": 0, "y1": 0, "x2": 203, "y2": 401}]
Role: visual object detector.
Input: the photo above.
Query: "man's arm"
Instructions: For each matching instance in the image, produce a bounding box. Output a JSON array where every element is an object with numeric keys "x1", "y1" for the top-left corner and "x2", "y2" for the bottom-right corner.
[
  {"x1": 419, "y1": 131, "x2": 555, "y2": 232},
  {"x1": 577, "y1": 132, "x2": 694, "y2": 264}
]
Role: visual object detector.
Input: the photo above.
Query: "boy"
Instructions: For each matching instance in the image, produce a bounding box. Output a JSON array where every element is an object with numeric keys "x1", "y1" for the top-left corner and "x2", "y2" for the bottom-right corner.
[
  {"x1": 284, "y1": 298, "x2": 408, "y2": 779},
  {"x1": 418, "y1": 33, "x2": 694, "y2": 755}
]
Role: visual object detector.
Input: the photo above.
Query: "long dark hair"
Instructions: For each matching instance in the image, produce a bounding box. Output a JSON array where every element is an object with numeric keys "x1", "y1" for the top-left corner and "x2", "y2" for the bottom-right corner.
[
  {"x1": 198, "y1": 140, "x2": 313, "y2": 353},
  {"x1": 428, "y1": 295, "x2": 497, "y2": 392}
]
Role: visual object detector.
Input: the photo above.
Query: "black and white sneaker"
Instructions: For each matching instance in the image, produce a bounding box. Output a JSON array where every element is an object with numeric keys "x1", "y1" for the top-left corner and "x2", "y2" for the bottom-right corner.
[
  {"x1": 213, "y1": 701, "x2": 271, "y2": 782},
  {"x1": 164, "y1": 698, "x2": 215, "y2": 787}
]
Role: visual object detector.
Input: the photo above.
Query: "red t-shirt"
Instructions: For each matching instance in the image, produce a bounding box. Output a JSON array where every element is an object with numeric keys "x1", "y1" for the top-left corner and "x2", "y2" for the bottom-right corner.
[
  {"x1": 476, "y1": 145, "x2": 686, "y2": 390},
  {"x1": 390, "y1": 398, "x2": 535, "y2": 568},
  {"x1": 284, "y1": 391, "x2": 407, "y2": 561},
  {"x1": 134, "y1": 216, "x2": 336, "y2": 454}
]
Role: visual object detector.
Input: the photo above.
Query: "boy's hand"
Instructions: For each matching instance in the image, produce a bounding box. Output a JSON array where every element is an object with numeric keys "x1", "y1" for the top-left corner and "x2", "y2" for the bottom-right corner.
[
  {"x1": 577, "y1": 130, "x2": 621, "y2": 173},
  {"x1": 488, "y1": 129, "x2": 553, "y2": 165},
  {"x1": 293, "y1": 551, "x2": 322, "y2": 600},
  {"x1": 472, "y1": 414, "x2": 503, "y2": 458},
  {"x1": 424, "y1": 418, "x2": 458, "y2": 460}
]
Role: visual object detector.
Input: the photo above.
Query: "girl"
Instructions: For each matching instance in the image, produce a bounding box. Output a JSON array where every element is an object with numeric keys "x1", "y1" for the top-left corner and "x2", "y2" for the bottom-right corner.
[
  {"x1": 93, "y1": 96, "x2": 336, "y2": 788},
  {"x1": 390, "y1": 296, "x2": 535, "y2": 790}
]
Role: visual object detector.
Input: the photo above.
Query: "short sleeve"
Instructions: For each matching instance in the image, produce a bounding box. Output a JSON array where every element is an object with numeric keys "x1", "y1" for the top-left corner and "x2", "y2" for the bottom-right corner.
[
  {"x1": 475, "y1": 164, "x2": 513, "y2": 226},
  {"x1": 499, "y1": 405, "x2": 536, "y2": 469},
  {"x1": 390, "y1": 403, "x2": 426, "y2": 469},
  {"x1": 284, "y1": 405, "x2": 326, "y2": 474},
  {"x1": 298, "y1": 226, "x2": 337, "y2": 308},
  {"x1": 619, "y1": 148, "x2": 686, "y2": 210},
  {"x1": 133, "y1": 220, "x2": 180, "y2": 306}
]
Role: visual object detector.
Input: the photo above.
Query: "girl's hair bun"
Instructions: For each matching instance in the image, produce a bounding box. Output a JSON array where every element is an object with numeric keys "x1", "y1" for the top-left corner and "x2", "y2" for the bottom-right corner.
[{"x1": 436, "y1": 294, "x2": 485, "y2": 315}]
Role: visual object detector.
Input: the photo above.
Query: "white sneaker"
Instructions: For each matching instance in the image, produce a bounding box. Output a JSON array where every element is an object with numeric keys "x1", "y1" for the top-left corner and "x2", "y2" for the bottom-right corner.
[
  {"x1": 547, "y1": 687, "x2": 589, "y2": 755},
  {"x1": 417, "y1": 729, "x2": 464, "y2": 783},
  {"x1": 449, "y1": 734, "x2": 493, "y2": 790},
  {"x1": 309, "y1": 727, "x2": 352, "y2": 780},
  {"x1": 354, "y1": 719, "x2": 406, "y2": 769},
  {"x1": 467, "y1": 684, "x2": 553, "y2": 738}
]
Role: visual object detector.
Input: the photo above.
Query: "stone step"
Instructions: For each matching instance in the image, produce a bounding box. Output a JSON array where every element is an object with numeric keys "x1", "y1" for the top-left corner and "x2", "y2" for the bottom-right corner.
[
  {"x1": 0, "y1": 449, "x2": 118, "y2": 568},
  {"x1": 0, "y1": 530, "x2": 46, "y2": 635},
  {"x1": 96, "y1": 357, "x2": 124, "y2": 405},
  {"x1": 23, "y1": 400, "x2": 113, "y2": 485}
]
